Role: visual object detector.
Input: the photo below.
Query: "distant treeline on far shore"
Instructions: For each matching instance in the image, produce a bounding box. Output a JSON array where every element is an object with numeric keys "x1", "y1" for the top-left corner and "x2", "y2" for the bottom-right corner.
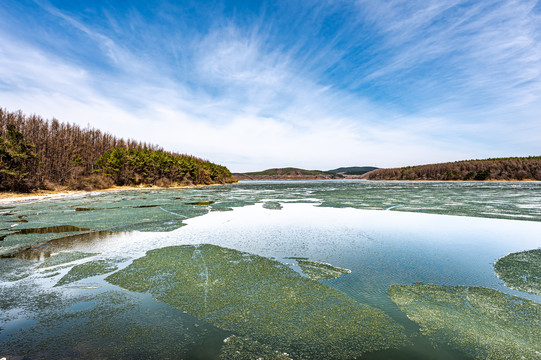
[
  {"x1": 363, "y1": 157, "x2": 541, "y2": 181},
  {"x1": 0, "y1": 108, "x2": 235, "y2": 192}
]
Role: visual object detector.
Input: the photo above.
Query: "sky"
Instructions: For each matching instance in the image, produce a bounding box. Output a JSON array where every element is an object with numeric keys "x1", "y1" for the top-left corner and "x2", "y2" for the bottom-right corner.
[{"x1": 0, "y1": 0, "x2": 540, "y2": 172}]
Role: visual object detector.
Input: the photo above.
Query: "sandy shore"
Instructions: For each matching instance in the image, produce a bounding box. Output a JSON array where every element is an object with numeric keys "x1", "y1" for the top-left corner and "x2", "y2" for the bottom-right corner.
[
  {"x1": 0, "y1": 190, "x2": 92, "y2": 205},
  {"x1": 0, "y1": 184, "x2": 224, "y2": 205}
]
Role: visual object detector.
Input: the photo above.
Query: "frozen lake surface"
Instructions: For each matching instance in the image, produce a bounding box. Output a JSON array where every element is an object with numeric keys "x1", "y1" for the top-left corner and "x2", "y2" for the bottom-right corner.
[{"x1": 1, "y1": 181, "x2": 540, "y2": 359}]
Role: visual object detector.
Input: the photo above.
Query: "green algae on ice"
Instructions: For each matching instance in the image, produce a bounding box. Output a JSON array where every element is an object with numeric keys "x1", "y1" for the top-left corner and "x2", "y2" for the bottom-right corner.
[
  {"x1": 388, "y1": 284, "x2": 541, "y2": 360},
  {"x1": 219, "y1": 336, "x2": 292, "y2": 360},
  {"x1": 0, "y1": 258, "x2": 34, "y2": 282},
  {"x1": 106, "y1": 244, "x2": 408, "y2": 359},
  {"x1": 36, "y1": 251, "x2": 98, "y2": 269},
  {"x1": 494, "y1": 248, "x2": 541, "y2": 295},
  {"x1": 290, "y1": 258, "x2": 351, "y2": 281},
  {"x1": 262, "y1": 201, "x2": 282, "y2": 210},
  {"x1": 55, "y1": 259, "x2": 121, "y2": 286}
]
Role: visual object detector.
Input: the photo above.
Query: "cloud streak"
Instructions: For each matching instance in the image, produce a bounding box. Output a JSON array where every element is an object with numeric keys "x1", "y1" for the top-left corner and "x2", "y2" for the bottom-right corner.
[{"x1": 354, "y1": 0, "x2": 541, "y2": 112}]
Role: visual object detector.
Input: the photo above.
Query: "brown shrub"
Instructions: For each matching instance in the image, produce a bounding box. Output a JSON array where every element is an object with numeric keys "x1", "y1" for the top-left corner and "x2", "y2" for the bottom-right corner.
[
  {"x1": 155, "y1": 177, "x2": 173, "y2": 188},
  {"x1": 68, "y1": 174, "x2": 114, "y2": 191}
]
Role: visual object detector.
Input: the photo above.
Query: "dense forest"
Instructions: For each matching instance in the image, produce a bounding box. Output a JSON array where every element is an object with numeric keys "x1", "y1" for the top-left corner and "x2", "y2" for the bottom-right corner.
[
  {"x1": 0, "y1": 108, "x2": 235, "y2": 192},
  {"x1": 363, "y1": 157, "x2": 541, "y2": 181}
]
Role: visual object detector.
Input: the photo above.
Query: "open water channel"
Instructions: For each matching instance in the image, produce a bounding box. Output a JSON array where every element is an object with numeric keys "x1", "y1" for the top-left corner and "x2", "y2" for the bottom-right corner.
[{"x1": 1, "y1": 180, "x2": 540, "y2": 359}]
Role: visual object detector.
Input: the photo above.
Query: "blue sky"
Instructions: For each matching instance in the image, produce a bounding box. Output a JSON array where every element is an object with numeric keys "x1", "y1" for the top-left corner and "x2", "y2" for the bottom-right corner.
[{"x1": 1, "y1": 0, "x2": 540, "y2": 171}]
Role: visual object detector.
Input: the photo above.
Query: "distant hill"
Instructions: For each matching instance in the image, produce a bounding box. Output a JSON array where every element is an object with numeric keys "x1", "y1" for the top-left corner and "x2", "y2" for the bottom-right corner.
[
  {"x1": 326, "y1": 166, "x2": 379, "y2": 176},
  {"x1": 245, "y1": 167, "x2": 329, "y2": 176},
  {"x1": 235, "y1": 158, "x2": 541, "y2": 182},
  {"x1": 362, "y1": 157, "x2": 541, "y2": 181},
  {"x1": 233, "y1": 167, "x2": 340, "y2": 181},
  {"x1": 233, "y1": 166, "x2": 380, "y2": 181}
]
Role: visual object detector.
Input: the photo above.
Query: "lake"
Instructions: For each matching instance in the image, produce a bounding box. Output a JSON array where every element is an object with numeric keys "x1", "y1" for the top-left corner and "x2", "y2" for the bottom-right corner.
[{"x1": 1, "y1": 180, "x2": 540, "y2": 359}]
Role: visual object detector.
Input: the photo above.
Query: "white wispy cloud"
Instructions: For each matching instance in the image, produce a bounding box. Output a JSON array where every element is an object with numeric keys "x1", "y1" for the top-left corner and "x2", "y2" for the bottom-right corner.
[{"x1": 355, "y1": 0, "x2": 541, "y2": 112}]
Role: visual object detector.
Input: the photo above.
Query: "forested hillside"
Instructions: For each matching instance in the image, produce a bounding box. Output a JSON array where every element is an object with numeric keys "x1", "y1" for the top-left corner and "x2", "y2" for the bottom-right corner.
[
  {"x1": 0, "y1": 108, "x2": 235, "y2": 192},
  {"x1": 363, "y1": 157, "x2": 541, "y2": 181}
]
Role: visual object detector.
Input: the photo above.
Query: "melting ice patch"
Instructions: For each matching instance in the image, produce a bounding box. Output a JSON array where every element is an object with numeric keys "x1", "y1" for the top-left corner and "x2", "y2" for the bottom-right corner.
[
  {"x1": 288, "y1": 258, "x2": 351, "y2": 280},
  {"x1": 494, "y1": 249, "x2": 541, "y2": 295},
  {"x1": 388, "y1": 284, "x2": 541, "y2": 360},
  {"x1": 106, "y1": 244, "x2": 408, "y2": 359},
  {"x1": 55, "y1": 258, "x2": 125, "y2": 287}
]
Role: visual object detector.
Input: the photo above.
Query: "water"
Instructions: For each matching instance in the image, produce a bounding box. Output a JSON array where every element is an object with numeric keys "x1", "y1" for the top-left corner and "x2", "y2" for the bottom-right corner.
[{"x1": 1, "y1": 180, "x2": 540, "y2": 359}]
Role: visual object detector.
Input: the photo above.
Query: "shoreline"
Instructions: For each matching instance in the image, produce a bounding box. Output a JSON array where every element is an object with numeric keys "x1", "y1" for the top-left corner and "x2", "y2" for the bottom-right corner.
[
  {"x1": 2, "y1": 178, "x2": 538, "y2": 205},
  {"x1": 0, "y1": 183, "x2": 226, "y2": 205}
]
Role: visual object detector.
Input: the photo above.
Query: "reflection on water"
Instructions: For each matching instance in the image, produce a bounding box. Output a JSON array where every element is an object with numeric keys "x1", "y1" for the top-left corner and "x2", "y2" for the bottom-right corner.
[
  {"x1": 1, "y1": 181, "x2": 541, "y2": 359},
  {"x1": 10, "y1": 231, "x2": 116, "y2": 261},
  {"x1": 186, "y1": 201, "x2": 216, "y2": 205},
  {"x1": 15, "y1": 225, "x2": 90, "y2": 234}
]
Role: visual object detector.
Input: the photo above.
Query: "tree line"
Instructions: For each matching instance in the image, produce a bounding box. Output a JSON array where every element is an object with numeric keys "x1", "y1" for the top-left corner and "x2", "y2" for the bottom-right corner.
[
  {"x1": 0, "y1": 108, "x2": 235, "y2": 192},
  {"x1": 363, "y1": 157, "x2": 541, "y2": 181}
]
